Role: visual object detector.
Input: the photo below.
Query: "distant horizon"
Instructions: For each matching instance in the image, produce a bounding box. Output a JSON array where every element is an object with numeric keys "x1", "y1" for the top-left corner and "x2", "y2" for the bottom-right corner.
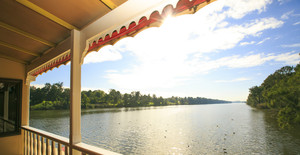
[
  {"x1": 31, "y1": 0, "x2": 300, "y2": 101},
  {"x1": 30, "y1": 82, "x2": 246, "y2": 102}
]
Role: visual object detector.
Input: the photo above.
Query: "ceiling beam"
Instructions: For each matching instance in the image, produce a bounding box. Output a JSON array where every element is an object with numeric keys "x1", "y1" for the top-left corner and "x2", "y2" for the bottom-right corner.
[
  {"x1": 0, "y1": 41, "x2": 39, "y2": 57},
  {"x1": 0, "y1": 21, "x2": 55, "y2": 47},
  {"x1": 0, "y1": 53, "x2": 28, "y2": 64},
  {"x1": 27, "y1": 36, "x2": 71, "y2": 73},
  {"x1": 16, "y1": 0, "x2": 79, "y2": 30},
  {"x1": 100, "y1": 0, "x2": 118, "y2": 10}
]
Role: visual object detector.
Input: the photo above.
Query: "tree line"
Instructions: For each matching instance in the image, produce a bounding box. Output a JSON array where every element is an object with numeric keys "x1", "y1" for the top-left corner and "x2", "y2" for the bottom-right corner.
[
  {"x1": 247, "y1": 64, "x2": 300, "y2": 129},
  {"x1": 30, "y1": 83, "x2": 230, "y2": 111}
]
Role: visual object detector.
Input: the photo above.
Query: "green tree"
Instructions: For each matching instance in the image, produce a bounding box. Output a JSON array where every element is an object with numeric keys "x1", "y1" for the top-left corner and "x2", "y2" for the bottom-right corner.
[
  {"x1": 247, "y1": 64, "x2": 300, "y2": 129},
  {"x1": 247, "y1": 86, "x2": 264, "y2": 107},
  {"x1": 48, "y1": 82, "x2": 63, "y2": 101},
  {"x1": 81, "y1": 92, "x2": 90, "y2": 109}
]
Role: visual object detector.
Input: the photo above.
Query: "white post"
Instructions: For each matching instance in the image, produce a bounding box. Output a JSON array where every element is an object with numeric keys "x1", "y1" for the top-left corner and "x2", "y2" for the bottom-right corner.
[
  {"x1": 70, "y1": 29, "x2": 82, "y2": 155},
  {"x1": 23, "y1": 74, "x2": 36, "y2": 126},
  {"x1": 22, "y1": 85, "x2": 30, "y2": 126},
  {"x1": 22, "y1": 75, "x2": 35, "y2": 155}
]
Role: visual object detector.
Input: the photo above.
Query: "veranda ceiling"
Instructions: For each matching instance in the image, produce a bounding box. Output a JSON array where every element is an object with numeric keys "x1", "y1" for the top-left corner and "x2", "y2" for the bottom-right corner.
[{"x1": 0, "y1": 0, "x2": 127, "y2": 64}]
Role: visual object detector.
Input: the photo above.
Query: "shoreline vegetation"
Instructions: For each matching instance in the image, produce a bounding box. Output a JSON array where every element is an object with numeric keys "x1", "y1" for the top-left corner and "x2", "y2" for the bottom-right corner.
[
  {"x1": 30, "y1": 84, "x2": 231, "y2": 111},
  {"x1": 247, "y1": 64, "x2": 300, "y2": 129}
]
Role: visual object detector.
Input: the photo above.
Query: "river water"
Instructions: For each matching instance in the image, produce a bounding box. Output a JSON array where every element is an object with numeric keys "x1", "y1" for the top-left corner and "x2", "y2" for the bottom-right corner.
[{"x1": 30, "y1": 103, "x2": 300, "y2": 154}]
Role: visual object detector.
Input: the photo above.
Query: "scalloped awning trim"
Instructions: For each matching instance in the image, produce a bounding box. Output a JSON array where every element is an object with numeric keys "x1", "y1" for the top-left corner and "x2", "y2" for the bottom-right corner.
[
  {"x1": 30, "y1": 50, "x2": 71, "y2": 76},
  {"x1": 87, "y1": 0, "x2": 211, "y2": 54}
]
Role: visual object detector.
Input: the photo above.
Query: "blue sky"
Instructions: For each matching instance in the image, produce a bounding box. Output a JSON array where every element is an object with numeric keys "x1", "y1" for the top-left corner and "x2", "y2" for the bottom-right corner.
[{"x1": 32, "y1": 0, "x2": 300, "y2": 101}]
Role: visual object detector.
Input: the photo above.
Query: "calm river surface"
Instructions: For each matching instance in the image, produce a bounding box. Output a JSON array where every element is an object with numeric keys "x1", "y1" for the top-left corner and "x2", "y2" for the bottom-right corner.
[{"x1": 30, "y1": 103, "x2": 300, "y2": 154}]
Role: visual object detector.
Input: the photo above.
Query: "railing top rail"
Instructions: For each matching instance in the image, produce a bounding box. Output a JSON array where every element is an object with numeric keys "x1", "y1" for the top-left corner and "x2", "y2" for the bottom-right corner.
[
  {"x1": 73, "y1": 142, "x2": 121, "y2": 155},
  {"x1": 21, "y1": 126, "x2": 69, "y2": 146},
  {"x1": 21, "y1": 126, "x2": 121, "y2": 155}
]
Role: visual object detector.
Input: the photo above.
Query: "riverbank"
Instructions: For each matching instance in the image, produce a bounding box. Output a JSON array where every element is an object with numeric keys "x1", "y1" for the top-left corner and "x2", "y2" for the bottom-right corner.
[{"x1": 30, "y1": 101, "x2": 233, "y2": 111}]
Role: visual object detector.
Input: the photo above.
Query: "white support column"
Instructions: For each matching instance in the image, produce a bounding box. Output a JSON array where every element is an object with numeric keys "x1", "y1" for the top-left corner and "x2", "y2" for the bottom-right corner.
[
  {"x1": 21, "y1": 84, "x2": 30, "y2": 126},
  {"x1": 23, "y1": 74, "x2": 36, "y2": 126},
  {"x1": 70, "y1": 29, "x2": 82, "y2": 155},
  {"x1": 3, "y1": 87, "x2": 9, "y2": 132}
]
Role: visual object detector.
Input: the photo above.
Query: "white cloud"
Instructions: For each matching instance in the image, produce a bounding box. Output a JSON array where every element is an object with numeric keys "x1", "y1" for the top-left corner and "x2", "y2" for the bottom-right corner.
[
  {"x1": 106, "y1": 52, "x2": 299, "y2": 89},
  {"x1": 100, "y1": 0, "x2": 287, "y2": 90},
  {"x1": 278, "y1": 0, "x2": 290, "y2": 5},
  {"x1": 225, "y1": 52, "x2": 299, "y2": 67},
  {"x1": 105, "y1": 70, "x2": 118, "y2": 73},
  {"x1": 81, "y1": 87, "x2": 107, "y2": 92},
  {"x1": 281, "y1": 10, "x2": 294, "y2": 20},
  {"x1": 215, "y1": 54, "x2": 272, "y2": 68},
  {"x1": 219, "y1": 0, "x2": 272, "y2": 19},
  {"x1": 233, "y1": 77, "x2": 251, "y2": 81},
  {"x1": 83, "y1": 45, "x2": 122, "y2": 64},
  {"x1": 31, "y1": 84, "x2": 70, "y2": 89},
  {"x1": 281, "y1": 43, "x2": 300, "y2": 48},
  {"x1": 217, "y1": 22, "x2": 229, "y2": 28},
  {"x1": 123, "y1": 17, "x2": 282, "y2": 59},
  {"x1": 257, "y1": 37, "x2": 271, "y2": 45},
  {"x1": 273, "y1": 51, "x2": 300, "y2": 65},
  {"x1": 215, "y1": 77, "x2": 250, "y2": 83},
  {"x1": 31, "y1": 84, "x2": 45, "y2": 88},
  {"x1": 292, "y1": 14, "x2": 300, "y2": 17},
  {"x1": 192, "y1": 52, "x2": 297, "y2": 72},
  {"x1": 240, "y1": 41, "x2": 256, "y2": 46},
  {"x1": 293, "y1": 21, "x2": 300, "y2": 26}
]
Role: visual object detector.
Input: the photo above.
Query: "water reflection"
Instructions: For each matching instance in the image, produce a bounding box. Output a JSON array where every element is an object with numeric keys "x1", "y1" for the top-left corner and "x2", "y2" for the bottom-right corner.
[
  {"x1": 30, "y1": 110, "x2": 70, "y2": 138},
  {"x1": 30, "y1": 103, "x2": 300, "y2": 154}
]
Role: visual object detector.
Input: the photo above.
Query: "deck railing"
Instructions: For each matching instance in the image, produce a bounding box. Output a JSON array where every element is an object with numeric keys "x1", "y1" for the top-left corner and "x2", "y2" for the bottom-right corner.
[{"x1": 21, "y1": 126, "x2": 120, "y2": 155}]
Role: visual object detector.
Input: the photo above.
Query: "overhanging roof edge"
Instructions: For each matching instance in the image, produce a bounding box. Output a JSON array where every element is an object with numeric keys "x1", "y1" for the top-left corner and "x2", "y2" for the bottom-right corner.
[
  {"x1": 26, "y1": 37, "x2": 71, "y2": 75},
  {"x1": 26, "y1": 0, "x2": 216, "y2": 78}
]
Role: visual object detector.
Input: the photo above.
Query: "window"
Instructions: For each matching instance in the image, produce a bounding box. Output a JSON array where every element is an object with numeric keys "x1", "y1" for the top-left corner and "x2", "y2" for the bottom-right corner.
[{"x1": 0, "y1": 78, "x2": 22, "y2": 137}]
